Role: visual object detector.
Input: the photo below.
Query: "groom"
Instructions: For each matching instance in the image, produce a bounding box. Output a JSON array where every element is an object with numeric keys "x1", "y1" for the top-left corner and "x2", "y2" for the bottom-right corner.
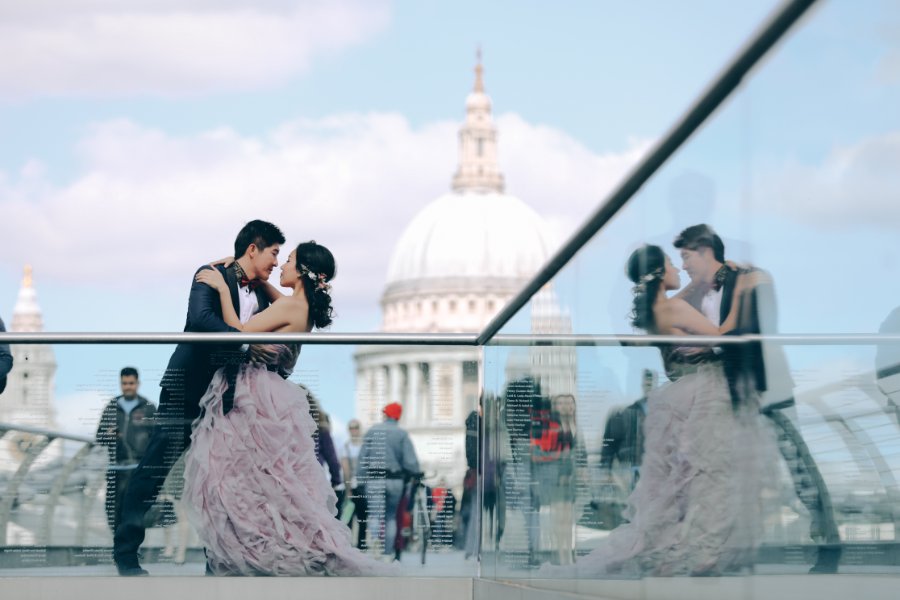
[
  {"x1": 113, "y1": 219, "x2": 285, "y2": 576},
  {"x1": 673, "y1": 223, "x2": 841, "y2": 574}
]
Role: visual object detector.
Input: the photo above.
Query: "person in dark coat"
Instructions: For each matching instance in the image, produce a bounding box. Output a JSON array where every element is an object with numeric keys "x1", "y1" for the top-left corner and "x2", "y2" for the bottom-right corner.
[
  {"x1": 599, "y1": 369, "x2": 657, "y2": 490},
  {"x1": 0, "y1": 316, "x2": 12, "y2": 395},
  {"x1": 96, "y1": 367, "x2": 157, "y2": 533}
]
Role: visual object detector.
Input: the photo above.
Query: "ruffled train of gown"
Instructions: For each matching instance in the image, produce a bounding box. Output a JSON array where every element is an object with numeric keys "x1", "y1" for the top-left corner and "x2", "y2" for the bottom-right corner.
[
  {"x1": 545, "y1": 361, "x2": 775, "y2": 577},
  {"x1": 183, "y1": 363, "x2": 398, "y2": 576}
]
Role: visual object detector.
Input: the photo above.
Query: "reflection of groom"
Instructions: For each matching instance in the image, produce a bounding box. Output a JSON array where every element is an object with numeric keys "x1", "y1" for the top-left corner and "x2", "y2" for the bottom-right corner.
[
  {"x1": 113, "y1": 220, "x2": 285, "y2": 576},
  {"x1": 673, "y1": 224, "x2": 841, "y2": 574}
]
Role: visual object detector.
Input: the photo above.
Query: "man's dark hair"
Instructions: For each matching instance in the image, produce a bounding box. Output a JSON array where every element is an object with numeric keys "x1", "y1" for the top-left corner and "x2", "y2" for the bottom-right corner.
[
  {"x1": 233, "y1": 220, "x2": 286, "y2": 259},
  {"x1": 673, "y1": 224, "x2": 725, "y2": 263},
  {"x1": 120, "y1": 367, "x2": 139, "y2": 379}
]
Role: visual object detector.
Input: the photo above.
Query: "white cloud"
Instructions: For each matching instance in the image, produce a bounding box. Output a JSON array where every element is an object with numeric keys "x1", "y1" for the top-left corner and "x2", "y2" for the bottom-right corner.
[
  {"x1": 0, "y1": 112, "x2": 648, "y2": 319},
  {"x1": 497, "y1": 114, "x2": 652, "y2": 243},
  {"x1": 762, "y1": 131, "x2": 900, "y2": 228},
  {"x1": 0, "y1": 0, "x2": 390, "y2": 97}
]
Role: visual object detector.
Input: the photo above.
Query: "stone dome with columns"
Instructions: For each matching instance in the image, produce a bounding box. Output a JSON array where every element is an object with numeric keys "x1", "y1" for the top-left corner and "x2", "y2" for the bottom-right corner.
[
  {"x1": 354, "y1": 56, "x2": 572, "y2": 493},
  {"x1": 381, "y1": 56, "x2": 553, "y2": 334}
]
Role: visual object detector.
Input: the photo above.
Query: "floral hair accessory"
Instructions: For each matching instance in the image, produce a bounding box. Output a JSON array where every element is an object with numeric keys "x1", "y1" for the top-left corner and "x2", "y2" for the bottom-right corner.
[
  {"x1": 633, "y1": 267, "x2": 664, "y2": 294},
  {"x1": 299, "y1": 264, "x2": 332, "y2": 293},
  {"x1": 639, "y1": 271, "x2": 661, "y2": 285}
]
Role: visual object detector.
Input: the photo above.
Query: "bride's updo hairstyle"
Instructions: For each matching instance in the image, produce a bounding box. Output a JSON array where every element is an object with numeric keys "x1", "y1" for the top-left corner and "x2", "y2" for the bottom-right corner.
[
  {"x1": 626, "y1": 244, "x2": 666, "y2": 332},
  {"x1": 295, "y1": 241, "x2": 336, "y2": 329}
]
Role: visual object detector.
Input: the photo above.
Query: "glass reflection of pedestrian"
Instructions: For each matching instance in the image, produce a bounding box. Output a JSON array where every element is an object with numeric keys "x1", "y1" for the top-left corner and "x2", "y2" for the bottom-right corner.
[
  {"x1": 431, "y1": 478, "x2": 457, "y2": 549},
  {"x1": 96, "y1": 368, "x2": 156, "y2": 535},
  {"x1": 531, "y1": 394, "x2": 584, "y2": 566},
  {"x1": 502, "y1": 377, "x2": 541, "y2": 565},
  {"x1": 306, "y1": 392, "x2": 344, "y2": 507},
  {"x1": 599, "y1": 370, "x2": 657, "y2": 492},
  {"x1": 462, "y1": 403, "x2": 480, "y2": 558},
  {"x1": 340, "y1": 419, "x2": 368, "y2": 549}
]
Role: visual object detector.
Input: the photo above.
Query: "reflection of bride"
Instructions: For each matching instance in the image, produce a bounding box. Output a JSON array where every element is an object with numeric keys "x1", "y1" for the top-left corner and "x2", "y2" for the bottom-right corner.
[
  {"x1": 183, "y1": 241, "x2": 395, "y2": 576},
  {"x1": 564, "y1": 245, "x2": 774, "y2": 577}
]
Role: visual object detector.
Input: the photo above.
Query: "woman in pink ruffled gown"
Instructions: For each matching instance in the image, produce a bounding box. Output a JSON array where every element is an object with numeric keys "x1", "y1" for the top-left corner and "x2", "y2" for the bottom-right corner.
[
  {"x1": 183, "y1": 241, "x2": 394, "y2": 576},
  {"x1": 551, "y1": 245, "x2": 775, "y2": 577}
]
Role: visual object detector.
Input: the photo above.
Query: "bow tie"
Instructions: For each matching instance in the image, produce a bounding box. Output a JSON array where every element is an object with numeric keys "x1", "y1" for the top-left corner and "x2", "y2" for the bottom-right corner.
[
  {"x1": 239, "y1": 276, "x2": 261, "y2": 291},
  {"x1": 712, "y1": 266, "x2": 729, "y2": 292}
]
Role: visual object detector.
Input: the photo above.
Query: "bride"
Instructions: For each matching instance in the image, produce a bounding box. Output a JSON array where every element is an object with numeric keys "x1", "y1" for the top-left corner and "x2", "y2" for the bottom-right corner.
[
  {"x1": 564, "y1": 244, "x2": 774, "y2": 577},
  {"x1": 183, "y1": 240, "x2": 394, "y2": 576}
]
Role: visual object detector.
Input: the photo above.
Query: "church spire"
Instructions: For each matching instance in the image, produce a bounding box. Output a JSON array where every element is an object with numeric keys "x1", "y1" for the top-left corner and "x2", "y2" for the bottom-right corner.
[
  {"x1": 11, "y1": 264, "x2": 44, "y2": 333},
  {"x1": 451, "y1": 50, "x2": 505, "y2": 194},
  {"x1": 473, "y1": 46, "x2": 485, "y2": 93}
]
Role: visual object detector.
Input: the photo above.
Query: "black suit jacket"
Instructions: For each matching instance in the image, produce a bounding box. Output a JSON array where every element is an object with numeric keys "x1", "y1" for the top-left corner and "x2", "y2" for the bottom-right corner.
[
  {"x1": 718, "y1": 267, "x2": 794, "y2": 410},
  {"x1": 0, "y1": 316, "x2": 12, "y2": 395},
  {"x1": 160, "y1": 264, "x2": 271, "y2": 410},
  {"x1": 599, "y1": 399, "x2": 646, "y2": 470}
]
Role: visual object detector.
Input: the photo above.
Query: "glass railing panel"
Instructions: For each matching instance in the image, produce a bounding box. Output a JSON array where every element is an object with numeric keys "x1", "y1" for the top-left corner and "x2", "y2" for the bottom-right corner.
[
  {"x1": 479, "y1": 0, "x2": 900, "y2": 590},
  {"x1": 481, "y1": 339, "x2": 900, "y2": 587},
  {"x1": 0, "y1": 340, "x2": 479, "y2": 577}
]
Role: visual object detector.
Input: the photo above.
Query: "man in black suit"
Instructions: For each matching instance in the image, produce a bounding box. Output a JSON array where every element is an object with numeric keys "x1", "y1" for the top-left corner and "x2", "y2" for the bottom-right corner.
[
  {"x1": 599, "y1": 369, "x2": 657, "y2": 490},
  {"x1": 0, "y1": 315, "x2": 12, "y2": 395},
  {"x1": 113, "y1": 220, "x2": 285, "y2": 575},
  {"x1": 674, "y1": 223, "x2": 841, "y2": 574}
]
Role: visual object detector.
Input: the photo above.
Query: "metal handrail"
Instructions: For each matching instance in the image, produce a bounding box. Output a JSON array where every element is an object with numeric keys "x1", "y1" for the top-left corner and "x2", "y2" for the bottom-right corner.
[
  {"x1": 0, "y1": 332, "x2": 478, "y2": 345},
  {"x1": 475, "y1": 0, "x2": 818, "y2": 346},
  {"x1": 1, "y1": 332, "x2": 897, "y2": 346},
  {"x1": 0, "y1": 423, "x2": 106, "y2": 547},
  {"x1": 0, "y1": 422, "x2": 96, "y2": 445}
]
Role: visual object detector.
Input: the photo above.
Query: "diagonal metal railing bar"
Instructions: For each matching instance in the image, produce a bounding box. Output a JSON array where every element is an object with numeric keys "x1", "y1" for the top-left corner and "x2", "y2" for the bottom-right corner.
[
  {"x1": 488, "y1": 333, "x2": 900, "y2": 347},
  {"x1": 474, "y1": 0, "x2": 819, "y2": 346}
]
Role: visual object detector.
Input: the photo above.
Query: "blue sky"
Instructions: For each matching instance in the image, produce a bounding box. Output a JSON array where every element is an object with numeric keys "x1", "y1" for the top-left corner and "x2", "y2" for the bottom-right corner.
[{"x1": 1, "y1": 0, "x2": 898, "y2": 433}]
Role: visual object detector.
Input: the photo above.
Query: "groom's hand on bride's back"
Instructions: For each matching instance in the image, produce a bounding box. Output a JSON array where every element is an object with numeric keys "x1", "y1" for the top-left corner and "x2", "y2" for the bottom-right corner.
[{"x1": 248, "y1": 344, "x2": 279, "y2": 365}]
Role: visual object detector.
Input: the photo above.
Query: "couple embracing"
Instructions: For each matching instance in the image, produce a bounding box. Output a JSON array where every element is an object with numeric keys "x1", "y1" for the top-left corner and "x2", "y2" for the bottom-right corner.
[
  {"x1": 113, "y1": 220, "x2": 392, "y2": 577},
  {"x1": 555, "y1": 224, "x2": 783, "y2": 577}
]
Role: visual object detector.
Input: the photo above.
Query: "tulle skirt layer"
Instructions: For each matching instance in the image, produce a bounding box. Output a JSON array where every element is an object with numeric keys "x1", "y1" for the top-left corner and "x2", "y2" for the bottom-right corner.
[
  {"x1": 566, "y1": 364, "x2": 775, "y2": 577},
  {"x1": 183, "y1": 365, "x2": 395, "y2": 576}
]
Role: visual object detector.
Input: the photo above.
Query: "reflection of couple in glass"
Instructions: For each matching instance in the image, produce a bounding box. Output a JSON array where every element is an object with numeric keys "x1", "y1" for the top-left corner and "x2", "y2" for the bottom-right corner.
[
  {"x1": 113, "y1": 220, "x2": 393, "y2": 576},
  {"x1": 565, "y1": 225, "x2": 779, "y2": 576}
]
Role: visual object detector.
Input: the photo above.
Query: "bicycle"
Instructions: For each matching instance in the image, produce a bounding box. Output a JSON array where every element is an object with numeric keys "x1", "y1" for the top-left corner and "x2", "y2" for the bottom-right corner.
[
  {"x1": 410, "y1": 475, "x2": 432, "y2": 565},
  {"x1": 394, "y1": 471, "x2": 432, "y2": 565}
]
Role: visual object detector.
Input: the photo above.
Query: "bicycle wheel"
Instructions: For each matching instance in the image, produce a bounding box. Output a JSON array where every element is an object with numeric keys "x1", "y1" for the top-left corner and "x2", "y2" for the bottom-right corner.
[{"x1": 414, "y1": 487, "x2": 430, "y2": 565}]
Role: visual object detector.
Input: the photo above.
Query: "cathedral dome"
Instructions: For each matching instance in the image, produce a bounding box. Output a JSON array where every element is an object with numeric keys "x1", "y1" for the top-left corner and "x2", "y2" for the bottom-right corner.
[
  {"x1": 386, "y1": 190, "x2": 551, "y2": 286},
  {"x1": 378, "y1": 55, "x2": 554, "y2": 333}
]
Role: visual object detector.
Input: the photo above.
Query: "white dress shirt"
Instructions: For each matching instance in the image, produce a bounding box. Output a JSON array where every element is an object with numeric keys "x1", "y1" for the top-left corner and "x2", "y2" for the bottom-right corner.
[
  {"x1": 701, "y1": 287, "x2": 723, "y2": 327},
  {"x1": 238, "y1": 285, "x2": 260, "y2": 324}
]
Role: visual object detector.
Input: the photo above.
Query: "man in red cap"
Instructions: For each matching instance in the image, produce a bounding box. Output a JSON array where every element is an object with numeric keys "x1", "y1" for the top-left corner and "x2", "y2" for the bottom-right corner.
[
  {"x1": 356, "y1": 402, "x2": 420, "y2": 560},
  {"x1": 383, "y1": 402, "x2": 402, "y2": 420}
]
